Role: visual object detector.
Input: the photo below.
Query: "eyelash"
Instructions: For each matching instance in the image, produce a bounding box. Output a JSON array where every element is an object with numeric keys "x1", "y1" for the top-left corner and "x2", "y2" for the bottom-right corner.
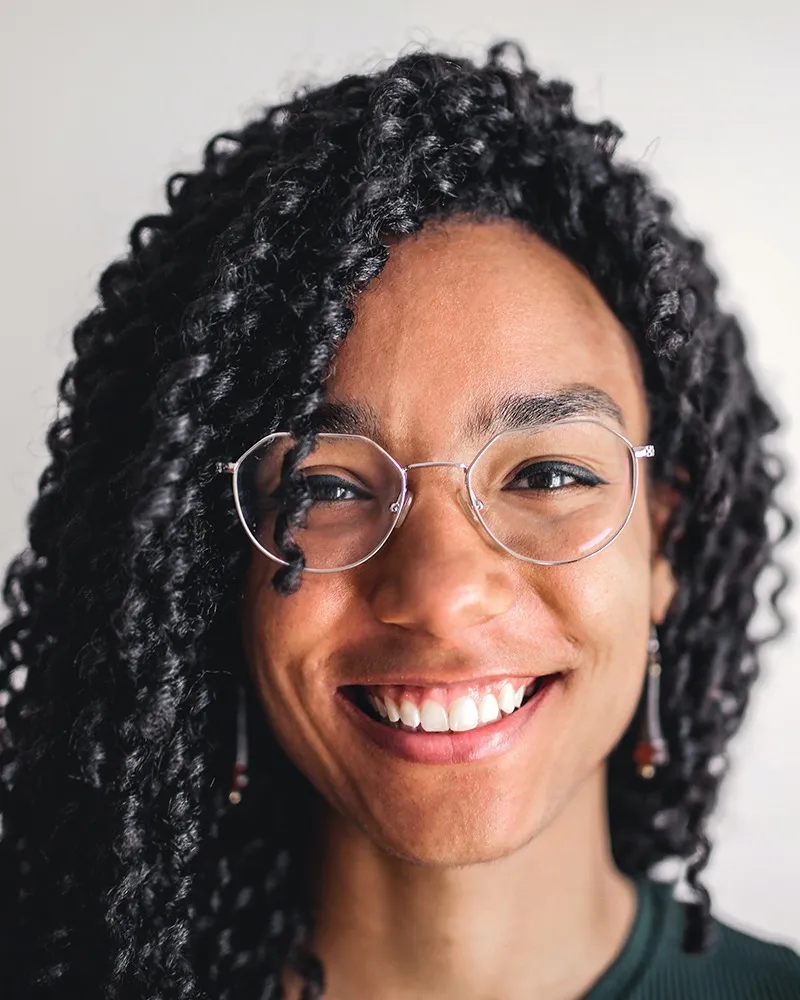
[
  {"x1": 299, "y1": 462, "x2": 606, "y2": 505},
  {"x1": 505, "y1": 461, "x2": 605, "y2": 491},
  {"x1": 305, "y1": 474, "x2": 371, "y2": 503}
]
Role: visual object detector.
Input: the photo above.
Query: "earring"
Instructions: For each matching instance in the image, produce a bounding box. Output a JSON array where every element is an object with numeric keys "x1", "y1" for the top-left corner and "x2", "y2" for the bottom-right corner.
[
  {"x1": 634, "y1": 625, "x2": 670, "y2": 779},
  {"x1": 229, "y1": 685, "x2": 250, "y2": 805}
]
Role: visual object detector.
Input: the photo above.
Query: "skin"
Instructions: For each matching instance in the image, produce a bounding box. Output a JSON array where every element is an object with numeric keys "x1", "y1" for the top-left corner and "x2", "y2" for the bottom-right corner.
[{"x1": 242, "y1": 218, "x2": 676, "y2": 999}]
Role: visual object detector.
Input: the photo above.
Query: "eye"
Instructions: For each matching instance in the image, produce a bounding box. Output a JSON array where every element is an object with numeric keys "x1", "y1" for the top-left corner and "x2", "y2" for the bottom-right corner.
[
  {"x1": 505, "y1": 461, "x2": 606, "y2": 491},
  {"x1": 256, "y1": 473, "x2": 373, "y2": 514},
  {"x1": 305, "y1": 473, "x2": 372, "y2": 503}
]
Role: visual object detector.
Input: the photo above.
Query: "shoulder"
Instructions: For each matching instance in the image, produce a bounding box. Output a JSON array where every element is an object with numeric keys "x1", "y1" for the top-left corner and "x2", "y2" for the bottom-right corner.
[
  {"x1": 650, "y1": 880, "x2": 800, "y2": 998},
  {"x1": 710, "y1": 917, "x2": 800, "y2": 993}
]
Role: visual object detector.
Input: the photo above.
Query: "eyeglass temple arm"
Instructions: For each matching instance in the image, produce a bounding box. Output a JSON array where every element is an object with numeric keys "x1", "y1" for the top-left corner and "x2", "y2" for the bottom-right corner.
[{"x1": 215, "y1": 446, "x2": 654, "y2": 475}]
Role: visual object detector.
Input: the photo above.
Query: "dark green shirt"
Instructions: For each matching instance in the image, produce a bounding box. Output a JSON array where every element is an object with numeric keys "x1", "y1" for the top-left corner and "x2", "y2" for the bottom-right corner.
[{"x1": 584, "y1": 879, "x2": 800, "y2": 999}]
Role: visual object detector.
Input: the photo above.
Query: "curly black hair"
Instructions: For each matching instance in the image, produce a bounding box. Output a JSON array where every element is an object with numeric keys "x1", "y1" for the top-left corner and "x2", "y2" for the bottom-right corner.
[{"x1": 0, "y1": 41, "x2": 790, "y2": 1000}]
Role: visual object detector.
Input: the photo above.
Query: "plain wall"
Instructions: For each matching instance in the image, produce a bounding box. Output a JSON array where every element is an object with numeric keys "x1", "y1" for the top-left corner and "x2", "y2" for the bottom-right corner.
[{"x1": 1, "y1": 0, "x2": 798, "y2": 947}]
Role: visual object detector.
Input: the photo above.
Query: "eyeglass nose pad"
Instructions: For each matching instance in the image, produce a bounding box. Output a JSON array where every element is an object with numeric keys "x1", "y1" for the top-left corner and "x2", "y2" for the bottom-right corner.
[
  {"x1": 456, "y1": 488, "x2": 472, "y2": 519},
  {"x1": 392, "y1": 490, "x2": 414, "y2": 530},
  {"x1": 457, "y1": 484, "x2": 509, "y2": 556},
  {"x1": 457, "y1": 484, "x2": 490, "y2": 538},
  {"x1": 390, "y1": 483, "x2": 483, "y2": 535}
]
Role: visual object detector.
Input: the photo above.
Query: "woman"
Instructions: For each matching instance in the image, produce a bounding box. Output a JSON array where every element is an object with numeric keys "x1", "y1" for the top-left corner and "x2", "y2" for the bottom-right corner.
[{"x1": 1, "y1": 41, "x2": 797, "y2": 1000}]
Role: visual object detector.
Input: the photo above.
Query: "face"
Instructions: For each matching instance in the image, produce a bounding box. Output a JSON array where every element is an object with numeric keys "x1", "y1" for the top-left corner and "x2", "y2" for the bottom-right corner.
[{"x1": 242, "y1": 219, "x2": 675, "y2": 865}]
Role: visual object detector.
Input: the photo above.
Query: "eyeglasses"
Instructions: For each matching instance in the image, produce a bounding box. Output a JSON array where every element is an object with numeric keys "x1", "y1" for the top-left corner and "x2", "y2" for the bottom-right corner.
[{"x1": 217, "y1": 418, "x2": 654, "y2": 573}]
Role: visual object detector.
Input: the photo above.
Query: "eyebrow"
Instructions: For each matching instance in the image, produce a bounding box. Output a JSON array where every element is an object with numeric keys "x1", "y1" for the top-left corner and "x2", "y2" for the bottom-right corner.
[
  {"x1": 308, "y1": 384, "x2": 625, "y2": 441},
  {"x1": 469, "y1": 384, "x2": 626, "y2": 436},
  {"x1": 307, "y1": 400, "x2": 384, "y2": 438}
]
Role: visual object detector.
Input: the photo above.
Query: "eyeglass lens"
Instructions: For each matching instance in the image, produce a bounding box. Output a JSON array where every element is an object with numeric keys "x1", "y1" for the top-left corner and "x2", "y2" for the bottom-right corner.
[{"x1": 235, "y1": 422, "x2": 635, "y2": 570}]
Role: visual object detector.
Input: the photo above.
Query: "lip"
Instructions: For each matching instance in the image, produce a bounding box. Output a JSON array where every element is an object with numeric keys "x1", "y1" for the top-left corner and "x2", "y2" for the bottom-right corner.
[{"x1": 336, "y1": 674, "x2": 561, "y2": 765}]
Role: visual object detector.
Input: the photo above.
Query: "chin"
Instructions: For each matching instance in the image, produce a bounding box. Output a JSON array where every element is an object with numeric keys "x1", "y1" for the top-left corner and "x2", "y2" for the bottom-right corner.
[{"x1": 357, "y1": 800, "x2": 547, "y2": 868}]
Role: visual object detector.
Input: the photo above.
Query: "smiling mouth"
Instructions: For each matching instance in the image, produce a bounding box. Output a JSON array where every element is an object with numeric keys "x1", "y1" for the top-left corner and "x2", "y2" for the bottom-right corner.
[{"x1": 341, "y1": 675, "x2": 554, "y2": 735}]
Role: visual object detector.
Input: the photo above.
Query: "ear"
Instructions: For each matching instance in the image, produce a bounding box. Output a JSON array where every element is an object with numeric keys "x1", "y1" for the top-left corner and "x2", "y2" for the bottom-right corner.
[{"x1": 648, "y1": 480, "x2": 679, "y2": 626}]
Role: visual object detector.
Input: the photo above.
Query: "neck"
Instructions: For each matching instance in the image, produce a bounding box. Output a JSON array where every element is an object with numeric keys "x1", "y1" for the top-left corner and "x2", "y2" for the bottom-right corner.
[{"x1": 293, "y1": 768, "x2": 636, "y2": 1000}]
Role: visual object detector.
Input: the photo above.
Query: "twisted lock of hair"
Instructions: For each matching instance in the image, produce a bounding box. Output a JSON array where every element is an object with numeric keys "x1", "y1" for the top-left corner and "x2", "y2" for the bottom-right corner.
[{"x1": 0, "y1": 42, "x2": 790, "y2": 998}]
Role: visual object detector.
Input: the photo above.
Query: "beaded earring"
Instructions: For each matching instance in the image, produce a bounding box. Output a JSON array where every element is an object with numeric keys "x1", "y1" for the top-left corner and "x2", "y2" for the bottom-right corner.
[
  {"x1": 229, "y1": 685, "x2": 250, "y2": 805},
  {"x1": 634, "y1": 625, "x2": 670, "y2": 779}
]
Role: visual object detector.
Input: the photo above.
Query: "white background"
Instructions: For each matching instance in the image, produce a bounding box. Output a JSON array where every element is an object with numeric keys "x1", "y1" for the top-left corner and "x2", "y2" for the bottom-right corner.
[{"x1": 1, "y1": 0, "x2": 798, "y2": 948}]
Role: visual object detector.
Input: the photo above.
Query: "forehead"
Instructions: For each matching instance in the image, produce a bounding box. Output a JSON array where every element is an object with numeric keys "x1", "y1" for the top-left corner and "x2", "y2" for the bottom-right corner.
[{"x1": 326, "y1": 218, "x2": 647, "y2": 453}]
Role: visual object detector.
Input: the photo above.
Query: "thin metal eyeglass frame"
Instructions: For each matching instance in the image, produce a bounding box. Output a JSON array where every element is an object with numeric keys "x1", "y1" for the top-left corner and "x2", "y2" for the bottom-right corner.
[{"x1": 216, "y1": 417, "x2": 655, "y2": 573}]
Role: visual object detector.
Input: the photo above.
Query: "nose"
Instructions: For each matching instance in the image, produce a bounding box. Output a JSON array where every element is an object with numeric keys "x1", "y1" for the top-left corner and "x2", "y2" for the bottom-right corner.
[{"x1": 367, "y1": 473, "x2": 515, "y2": 639}]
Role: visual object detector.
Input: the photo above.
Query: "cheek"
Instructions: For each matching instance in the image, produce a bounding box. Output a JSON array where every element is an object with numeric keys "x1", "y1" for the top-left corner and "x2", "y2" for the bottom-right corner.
[
  {"x1": 243, "y1": 561, "x2": 349, "y2": 667},
  {"x1": 240, "y1": 559, "x2": 364, "y2": 806},
  {"x1": 544, "y1": 501, "x2": 654, "y2": 761},
  {"x1": 493, "y1": 511, "x2": 655, "y2": 839}
]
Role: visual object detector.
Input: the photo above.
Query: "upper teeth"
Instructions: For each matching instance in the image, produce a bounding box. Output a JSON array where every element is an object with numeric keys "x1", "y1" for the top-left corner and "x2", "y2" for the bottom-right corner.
[{"x1": 368, "y1": 681, "x2": 532, "y2": 733}]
